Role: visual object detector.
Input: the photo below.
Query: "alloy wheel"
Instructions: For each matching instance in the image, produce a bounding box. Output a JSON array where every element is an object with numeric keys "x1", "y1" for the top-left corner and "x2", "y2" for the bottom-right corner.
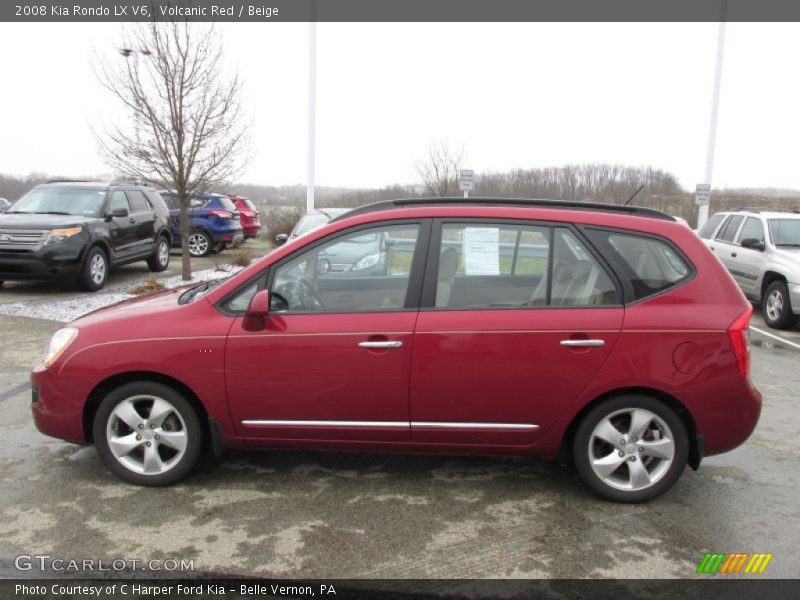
[
  {"x1": 766, "y1": 289, "x2": 784, "y2": 321},
  {"x1": 106, "y1": 395, "x2": 188, "y2": 475},
  {"x1": 188, "y1": 233, "x2": 209, "y2": 257},
  {"x1": 587, "y1": 407, "x2": 675, "y2": 491},
  {"x1": 90, "y1": 253, "x2": 107, "y2": 285}
]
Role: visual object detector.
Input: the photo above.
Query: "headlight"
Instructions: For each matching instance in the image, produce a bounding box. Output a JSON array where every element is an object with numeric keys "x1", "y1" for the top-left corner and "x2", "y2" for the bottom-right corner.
[
  {"x1": 44, "y1": 327, "x2": 78, "y2": 367},
  {"x1": 46, "y1": 227, "x2": 82, "y2": 244},
  {"x1": 351, "y1": 253, "x2": 381, "y2": 271}
]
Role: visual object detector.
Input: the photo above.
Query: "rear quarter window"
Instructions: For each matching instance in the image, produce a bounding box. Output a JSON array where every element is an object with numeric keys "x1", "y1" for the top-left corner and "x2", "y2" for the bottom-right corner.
[
  {"x1": 698, "y1": 213, "x2": 725, "y2": 239},
  {"x1": 585, "y1": 229, "x2": 693, "y2": 301}
]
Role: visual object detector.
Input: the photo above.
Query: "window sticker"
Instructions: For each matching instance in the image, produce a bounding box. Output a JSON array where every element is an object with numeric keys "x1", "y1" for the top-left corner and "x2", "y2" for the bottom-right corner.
[{"x1": 463, "y1": 227, "x2": 500, "y2": 275}]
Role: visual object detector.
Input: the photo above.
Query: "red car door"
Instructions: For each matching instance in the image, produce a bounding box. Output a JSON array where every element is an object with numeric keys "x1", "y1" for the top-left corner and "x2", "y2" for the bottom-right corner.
[
  {"x1": 225, "y1": 221, "x2": 427, "y2": 442},
  {"x1": 410, "y1": 222, "x2": 623, "y2": 446}
]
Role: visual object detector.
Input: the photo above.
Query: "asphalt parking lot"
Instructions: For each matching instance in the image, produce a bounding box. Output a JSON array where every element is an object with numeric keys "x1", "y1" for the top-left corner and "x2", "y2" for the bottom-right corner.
[{"x1": 0, "y1": 263, "x2": 798, "y2": 579}]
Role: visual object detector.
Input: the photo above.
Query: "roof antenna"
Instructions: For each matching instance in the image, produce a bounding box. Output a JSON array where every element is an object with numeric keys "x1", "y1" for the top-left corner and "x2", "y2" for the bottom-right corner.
[{"x1": 625, "y1": 185, "x2": 645, "y2": 206}]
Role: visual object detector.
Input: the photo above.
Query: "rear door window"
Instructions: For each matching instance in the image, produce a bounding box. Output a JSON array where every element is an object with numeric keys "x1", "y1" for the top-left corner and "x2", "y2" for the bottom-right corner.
[
  {"x1": 431, "y1": 223, "x2": 617, "y2": 309},
  {"x1": 715, "y1": 215, "x2": 744, "y2": 243},
  {"x1": 126, "y1": 190, "x2": 150, "y2": 213}
]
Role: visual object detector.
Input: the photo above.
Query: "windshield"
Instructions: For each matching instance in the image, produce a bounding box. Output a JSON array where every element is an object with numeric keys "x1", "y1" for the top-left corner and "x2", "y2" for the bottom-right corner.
[
  {"x1": 769, "y1": 219, "x2": 800, "y2": 247},
  {"x1": 11, "y1": 188, "x2": 106, "y2": 217},
  {"x1": 293, "y1": 214, "x2": 330, "y2": 237}
]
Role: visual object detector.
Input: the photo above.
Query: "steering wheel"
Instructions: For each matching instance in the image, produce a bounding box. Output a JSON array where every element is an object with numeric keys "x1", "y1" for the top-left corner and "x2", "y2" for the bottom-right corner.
[{"x1": 295, "y1": 277, "x2": 324, "y2": 311}]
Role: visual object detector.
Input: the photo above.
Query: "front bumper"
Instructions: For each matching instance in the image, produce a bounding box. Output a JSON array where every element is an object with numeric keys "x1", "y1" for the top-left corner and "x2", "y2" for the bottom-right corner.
[
  {"x1": 0, "y1": 239, "x2": 84, "y2": 281},
  {"x1": 31, "y1": 364, "x2": 88, "y2": 445},
  {"x1": 789, "y1": 282, "x2": 800, "y2": 316}
]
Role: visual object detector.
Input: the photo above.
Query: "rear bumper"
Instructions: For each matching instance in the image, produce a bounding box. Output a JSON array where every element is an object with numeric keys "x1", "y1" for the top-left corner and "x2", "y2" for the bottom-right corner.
[{"x1": 699, "y1": 379, "x2": 762, "y2": 457}]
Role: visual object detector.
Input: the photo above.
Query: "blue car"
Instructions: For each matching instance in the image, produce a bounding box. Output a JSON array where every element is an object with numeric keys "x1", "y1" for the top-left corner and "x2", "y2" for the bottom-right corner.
[{"x1": 160, "y1": 191, "x2": 244, "y2": 257}]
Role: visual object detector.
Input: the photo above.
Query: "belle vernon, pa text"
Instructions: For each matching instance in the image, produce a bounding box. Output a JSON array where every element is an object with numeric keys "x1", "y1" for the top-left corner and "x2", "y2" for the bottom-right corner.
[{"x1": 16, "y1": 583, "x2": 338, "y2": 597}]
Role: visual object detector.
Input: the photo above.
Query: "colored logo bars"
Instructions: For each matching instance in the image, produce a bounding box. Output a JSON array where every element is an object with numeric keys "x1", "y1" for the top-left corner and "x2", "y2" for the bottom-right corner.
[{"x1": 697, "y1": 553, "x2": 773, "y2": 574}]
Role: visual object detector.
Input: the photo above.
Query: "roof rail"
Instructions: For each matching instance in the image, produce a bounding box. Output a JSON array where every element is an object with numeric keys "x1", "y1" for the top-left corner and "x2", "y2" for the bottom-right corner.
[
  {"x1": 110, "y1": 180, "x2": 153, "y2": 187},
  {"x1": 332, "y1": 198, "x2": 676, "y2": 222},
  {"x1": 44, "y1": 179, "x2": 94, "y2": 184}
]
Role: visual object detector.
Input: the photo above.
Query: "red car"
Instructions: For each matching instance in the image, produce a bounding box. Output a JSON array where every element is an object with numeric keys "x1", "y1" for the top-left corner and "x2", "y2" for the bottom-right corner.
[
  {"x1": 229, "y1": 195, "x2": 261, "y2": 239},
  {"x1": 32, "y1": 199, "x2": 760, "y2": 502}
]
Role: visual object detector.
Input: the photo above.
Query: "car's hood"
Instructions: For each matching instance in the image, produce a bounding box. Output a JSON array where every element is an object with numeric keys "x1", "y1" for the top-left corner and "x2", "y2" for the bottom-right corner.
[
  {"x1": 72, "y1": 284, "x2": 194, "y2": 327},
  {"x1": 0, "y1": 213, "x2": 99, "y2": 229}
]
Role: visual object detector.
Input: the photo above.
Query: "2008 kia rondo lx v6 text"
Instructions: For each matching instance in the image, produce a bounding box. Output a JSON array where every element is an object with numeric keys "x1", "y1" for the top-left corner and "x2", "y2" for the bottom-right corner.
[{"x1": 31, "y1": 199, "x2": 761, "y2": 502}]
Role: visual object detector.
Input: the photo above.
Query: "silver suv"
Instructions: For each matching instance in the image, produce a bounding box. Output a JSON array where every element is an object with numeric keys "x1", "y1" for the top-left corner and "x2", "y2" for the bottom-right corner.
[{"x1": 698, "y1": 209, "x2": 800, "y2": 329}]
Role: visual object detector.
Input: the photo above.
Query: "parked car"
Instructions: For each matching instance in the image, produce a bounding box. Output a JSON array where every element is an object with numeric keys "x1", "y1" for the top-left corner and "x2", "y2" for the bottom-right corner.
[
  {"x1": 229, "y1": 195, "x2": 262, "y2": 240},
  {"x1": 159, "y1": 191, "x2": 244, "y2": 257},
  {"x1": 0, "y1": 198, "x2": 10, "y2": 212},
  {"x1": 32, "y1": 198, "x2": 761, "y2": 502},
  {"x1": 0, "y1": 180, "x2": 171, "y2": 291},
  {"x1": 276, "y1": 208, "x2": 349, "y2": 244},
  {"x1": 698, "y1": 208, "x2": 800, "y2": 329}
]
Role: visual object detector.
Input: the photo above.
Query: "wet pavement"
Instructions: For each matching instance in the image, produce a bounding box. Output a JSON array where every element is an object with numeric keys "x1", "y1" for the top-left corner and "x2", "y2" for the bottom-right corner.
[{"x1": 0, "y1": 308, "x2": 798, "y2": 579}]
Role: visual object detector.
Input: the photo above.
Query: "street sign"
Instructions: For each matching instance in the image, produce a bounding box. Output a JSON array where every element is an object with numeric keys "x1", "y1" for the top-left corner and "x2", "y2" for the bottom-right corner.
[
  {"x1": 459, "y1": 170, "x2": 474, "y2": 191},
  {"x1": 695, "y1": 183, "x2": 711, "y2": 206}
]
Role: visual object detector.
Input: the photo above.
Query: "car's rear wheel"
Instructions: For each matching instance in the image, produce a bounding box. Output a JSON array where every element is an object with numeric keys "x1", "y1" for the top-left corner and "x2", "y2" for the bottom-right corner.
[
  {"x1": 187, "y1": 231, "x2": 212, "y2": 258},
  {"x1": 763, "y1": 280, "x2": 798, "y2": 330},
  {"x1": 77, "y1": 246, "x2": 108, "y2": 291},
  {"x1": 93, "y1": 382, "x2": 202, "y2": 486},
  {"x1": 147, "y1": 236, "x2": 171, "y2": 272},
  {"x1": 573, "y1": 395, "x2": 689, "y2": 503}
]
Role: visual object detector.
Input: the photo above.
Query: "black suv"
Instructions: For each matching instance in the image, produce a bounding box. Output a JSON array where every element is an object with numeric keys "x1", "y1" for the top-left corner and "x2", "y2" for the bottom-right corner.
[{"x1": 0, "y1": 181, "x2": 172, "y2": 291}]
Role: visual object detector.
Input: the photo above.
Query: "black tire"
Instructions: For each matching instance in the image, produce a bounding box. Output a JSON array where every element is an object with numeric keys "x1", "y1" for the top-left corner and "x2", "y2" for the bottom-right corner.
[
  {"x1": 187, "y1": 231, "x2": 212, "y2": 258},
  {"x1": 573, "y1": 395, "x2": 689, "y2": 503},
  {"x1": 147, "y1": 236, "x2": 171, "y2": 272},
  {"x1": 93, "y1": 381, "x2": 202, "y2": 486},
  {"x1": 77, "y1": 246, "x2": 109, "y2": 292},
  {"x1": 762, "y1": 280, "x2": 798, "y2": 330}
]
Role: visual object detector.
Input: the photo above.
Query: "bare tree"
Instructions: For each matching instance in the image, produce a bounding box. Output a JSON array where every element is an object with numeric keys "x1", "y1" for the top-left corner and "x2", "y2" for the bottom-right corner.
[
  {"x1": 94, "y1": 22, "x2": 250, "y2": 280},
  {"x1": 416, "y1": 142, "x2": 463, "y2": 197}
]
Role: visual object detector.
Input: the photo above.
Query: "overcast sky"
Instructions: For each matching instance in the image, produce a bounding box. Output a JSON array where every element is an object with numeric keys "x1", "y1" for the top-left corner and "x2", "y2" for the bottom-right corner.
[{"x1": 1, "y1": 22, "x2": 798, "y2": 191}]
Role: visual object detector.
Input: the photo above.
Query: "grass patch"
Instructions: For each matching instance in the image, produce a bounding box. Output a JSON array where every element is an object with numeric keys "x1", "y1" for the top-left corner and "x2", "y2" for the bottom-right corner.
[
  {"x1": 130, "y1": 277, "x2": 166, "y2": 296},
  {"x1": 230, "y1": 249, "x2": 253, "y2": 267}
]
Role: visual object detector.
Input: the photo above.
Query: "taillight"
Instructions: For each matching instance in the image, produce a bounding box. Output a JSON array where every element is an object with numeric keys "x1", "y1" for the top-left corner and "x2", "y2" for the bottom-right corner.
[
  {"x1": 728, "y1": 306, "x2": 752, "y2": 380},
  {"x1": 210, "y1": 210, "x2": 233, "y2": 219}
]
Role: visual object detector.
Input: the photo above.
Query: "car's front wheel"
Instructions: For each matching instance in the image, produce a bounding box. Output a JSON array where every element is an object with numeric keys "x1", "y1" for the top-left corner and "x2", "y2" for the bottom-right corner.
[
  {"x1": 763, "y1": 280, "x2": 798, "y2": 330},
  {"x1": 77, "y1": 246, "x2": 108, "y2": 291},
  {"x1": 573, "y1": 395, "x2": 689, "y2": 503},
  {"x1": 93, "y1": 382, "x2": 202, "y2": 486},
  {"x1": 147, "y1": 236, "x2": 171, "y2": 272}
]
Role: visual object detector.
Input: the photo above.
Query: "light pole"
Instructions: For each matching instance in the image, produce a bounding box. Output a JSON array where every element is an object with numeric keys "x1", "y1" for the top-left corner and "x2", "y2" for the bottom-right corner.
[
  {"x1": 698, "y1": 3, "x2": 727, "y2": 229},
  {"x1": 306, "y1": 22, "x2": 317, "y2": 214}
]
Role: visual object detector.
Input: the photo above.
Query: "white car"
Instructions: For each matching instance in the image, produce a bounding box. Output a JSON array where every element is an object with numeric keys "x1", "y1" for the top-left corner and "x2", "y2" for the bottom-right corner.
[{"x1": 698, "y1": 208, "x2": 800, "y2": 329}]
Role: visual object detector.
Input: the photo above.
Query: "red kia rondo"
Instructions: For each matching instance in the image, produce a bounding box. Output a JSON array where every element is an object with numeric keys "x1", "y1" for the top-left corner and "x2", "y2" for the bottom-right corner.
[{"x1": 31, "y1": 199, "x2": 761, "y2": 502}]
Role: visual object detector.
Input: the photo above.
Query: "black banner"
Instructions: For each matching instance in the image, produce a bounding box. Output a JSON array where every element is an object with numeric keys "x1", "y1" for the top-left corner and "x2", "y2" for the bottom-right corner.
[
  {"x1": 4, "y1": 0, "x2": 800, "y2": 23},
  {"x1": 3, "y1": 579, "x2": 800, "y2": 600}
]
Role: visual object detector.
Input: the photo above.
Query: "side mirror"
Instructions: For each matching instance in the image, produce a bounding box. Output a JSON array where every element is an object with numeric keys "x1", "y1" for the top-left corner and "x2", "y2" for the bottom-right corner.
[
  {"x1": 275, "y1": 233, "x2": 289, "y2": 245},
  {"x1": 243, "y1": 289, "x2": 270, "y2": 330},
  {"x1": 106, "y1": 208, "x2": 129, "y2": 221},
  {"x1": 741, "y1": 238, "x2": 765, "y2": 252}
]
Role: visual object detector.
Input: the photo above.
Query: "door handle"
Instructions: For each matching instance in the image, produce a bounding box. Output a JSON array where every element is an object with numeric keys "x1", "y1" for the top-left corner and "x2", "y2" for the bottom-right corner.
[
  {"x1": 731, "y1": 252, "x2": 737, "y2": 257},
  {"x1": 560, "y1": 339, "x2": 605, "y2": 347},
  {"x1": 358, "y1": 341, "x2": 403, "y2": 349},
  {"x1": 128, "y1": 218, "x2": 136, "y2": 224}
]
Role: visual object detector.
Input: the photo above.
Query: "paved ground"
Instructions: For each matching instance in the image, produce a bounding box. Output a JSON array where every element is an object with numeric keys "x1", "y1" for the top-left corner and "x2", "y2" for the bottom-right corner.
[{"x1": 0, "y1": 294, "x2": 797, "y2": 579}]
